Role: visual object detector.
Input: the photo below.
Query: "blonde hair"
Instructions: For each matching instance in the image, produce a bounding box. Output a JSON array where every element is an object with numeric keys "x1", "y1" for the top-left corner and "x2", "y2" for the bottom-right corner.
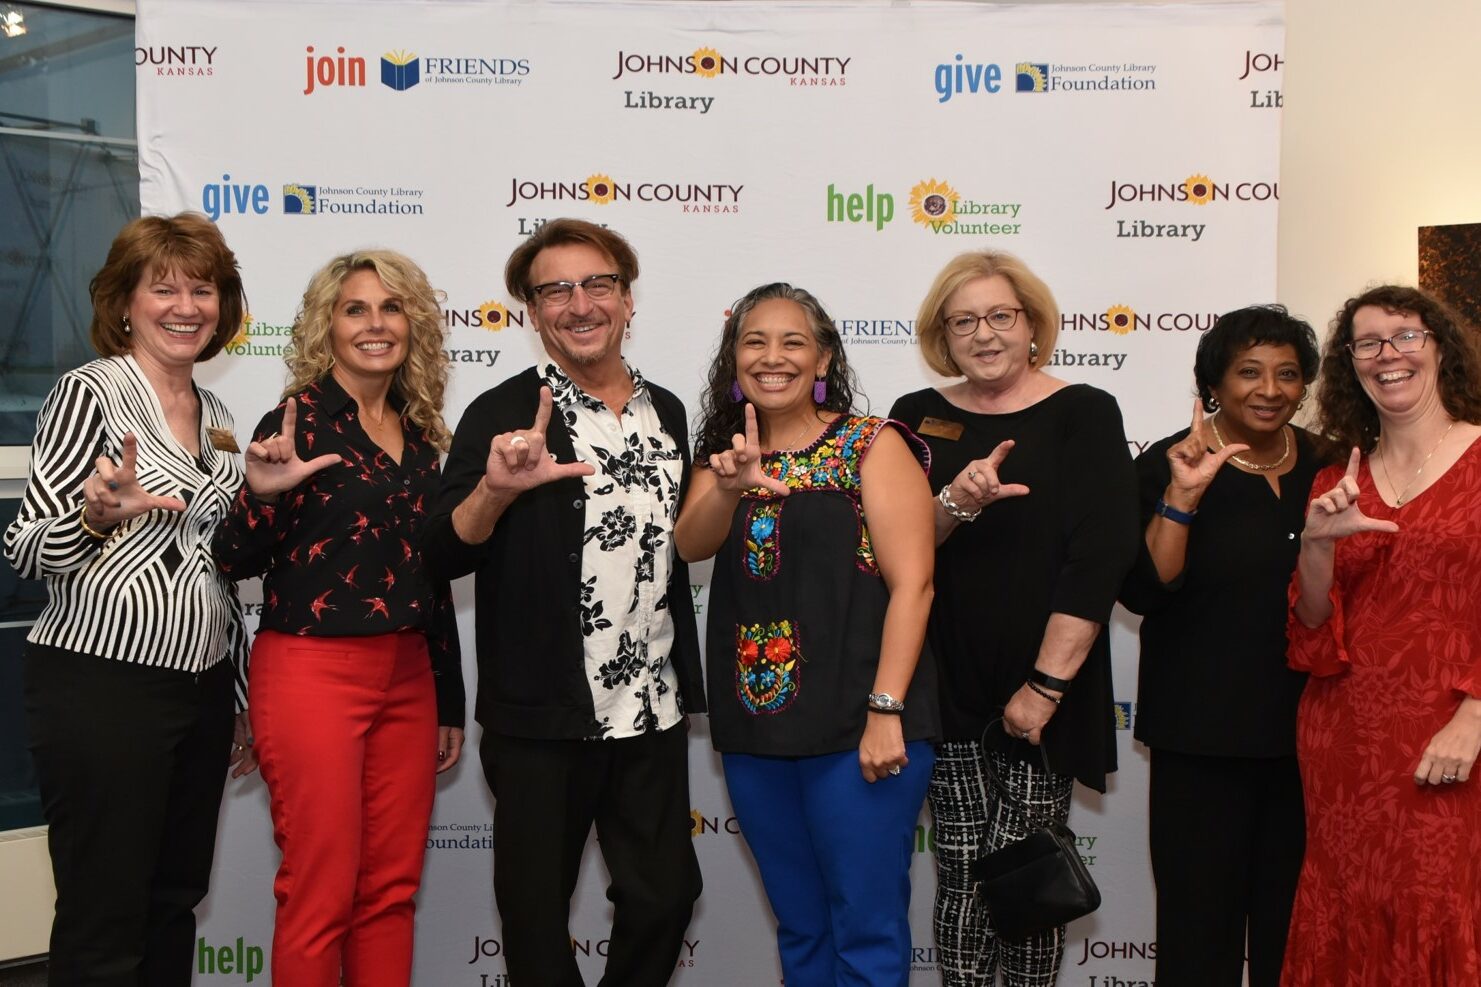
[
  {"x1": 284, "y1": 250, "x2": 452, "y2": 451},
  {"x1": 915, "y1": 251, "x2": 1060, "y2": 377}
]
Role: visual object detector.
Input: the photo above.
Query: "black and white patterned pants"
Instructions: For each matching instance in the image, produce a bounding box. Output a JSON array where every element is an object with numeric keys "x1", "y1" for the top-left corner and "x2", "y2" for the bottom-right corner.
[{"x1": 929, "y1": 740, "x2": 1075, "y2": 987}]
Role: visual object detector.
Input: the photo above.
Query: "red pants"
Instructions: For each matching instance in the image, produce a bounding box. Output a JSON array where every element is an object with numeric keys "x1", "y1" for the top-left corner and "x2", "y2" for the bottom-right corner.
[{"x1": 249, "y1": 630, "x2": 437, "y2": 987}]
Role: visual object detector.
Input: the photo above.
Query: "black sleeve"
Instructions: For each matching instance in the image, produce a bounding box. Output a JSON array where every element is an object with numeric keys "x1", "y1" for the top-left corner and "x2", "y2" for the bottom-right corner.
[
  {"x1": 212, "y1": 403, "x2": 290, "y2": 580},
  {"x1": 423, "y1": 389, "x2": 505, "y2": 580},
  {"x1": 1119, "y1": 431, "x2": 1186, "y2": 615},
  {"x1": 1050, "y1": 390, "x2": 1139, "y2": 623},
  {"x1": 428, "y1": 573, "x2": 466, "y2": 727}
]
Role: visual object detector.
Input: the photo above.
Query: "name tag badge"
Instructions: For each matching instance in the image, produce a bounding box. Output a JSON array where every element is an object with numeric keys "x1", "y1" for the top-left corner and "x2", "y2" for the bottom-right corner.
[
  {"x1": 917, "y1": 416, "x2": 965, "y2": 441},
  {"x1": 206, "y1": 427, "x2": 241, "y2": 453}
]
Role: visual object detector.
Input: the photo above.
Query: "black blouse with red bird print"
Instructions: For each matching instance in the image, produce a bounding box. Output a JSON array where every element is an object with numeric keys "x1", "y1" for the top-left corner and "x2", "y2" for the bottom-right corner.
[{"x1": 213, "y1": 375, "x2": 464, "y2": 727}]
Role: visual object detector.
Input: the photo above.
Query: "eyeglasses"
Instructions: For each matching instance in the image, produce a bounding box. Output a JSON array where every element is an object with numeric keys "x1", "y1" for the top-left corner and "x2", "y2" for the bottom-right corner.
[
  {"x1": 1346, "y1": 329, "x2": 1435, "y2": 360},
  {"x1": 530, "y1": 273, "x2": 624, "y2": 307},
  {"x1": 944, "y1": 308, "x2": 1024, "y2": 336}
]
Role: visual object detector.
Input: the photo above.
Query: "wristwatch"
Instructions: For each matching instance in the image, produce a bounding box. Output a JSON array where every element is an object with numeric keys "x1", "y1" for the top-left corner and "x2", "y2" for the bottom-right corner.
[
  {"x1": 867, "y1": 692, "x2": 905, "y2": 714},
  {"x1": 1153, "y1": 497, "x2": 1197, "y2": 525}
]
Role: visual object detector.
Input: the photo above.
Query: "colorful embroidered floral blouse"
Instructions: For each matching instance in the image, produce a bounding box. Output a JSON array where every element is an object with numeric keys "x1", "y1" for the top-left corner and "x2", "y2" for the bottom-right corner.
[{"x1": 705, "y1": 415, "x2": 940, "y2": 756}]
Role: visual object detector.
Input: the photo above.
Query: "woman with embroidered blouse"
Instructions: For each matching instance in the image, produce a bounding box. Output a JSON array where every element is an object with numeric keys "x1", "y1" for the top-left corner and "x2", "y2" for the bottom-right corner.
[{"x1": 674, "y1": 282, "x2": 939, "y2": 987}]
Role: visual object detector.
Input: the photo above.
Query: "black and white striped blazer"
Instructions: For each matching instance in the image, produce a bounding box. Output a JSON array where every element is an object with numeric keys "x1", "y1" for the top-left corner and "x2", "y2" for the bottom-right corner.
[{"x1": 4, "y1": 355, "x2": 248, "y2": 699}]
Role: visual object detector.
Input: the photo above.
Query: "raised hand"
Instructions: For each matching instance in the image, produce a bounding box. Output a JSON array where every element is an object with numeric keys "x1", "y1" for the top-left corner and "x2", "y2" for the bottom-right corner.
[
  {"x1": 1165, "y1": 400, "x2": 1249, "y2": 508},
  {"x1": 481, "y1": 386, "x2": 595, "y2": 494},
  {"x1": 1304, "y1": 447, "x2": 1400, "y2": 542},
  {"x1": 945, "y1": 439, "x2": 1031, "y2": 514},
  {"x1": 710, "y1": 404, "x2": 790, "y2": 497},
  {"x1": 245, "y1": 397, "x2": 342, "y2": 499},
  {"x1": 82, "y1": 432, "x2": 187, "y2": 533}
]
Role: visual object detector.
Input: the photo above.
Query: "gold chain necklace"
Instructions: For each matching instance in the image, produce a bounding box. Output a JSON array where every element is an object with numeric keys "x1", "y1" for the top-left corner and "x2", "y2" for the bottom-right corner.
[
  {"x1": 1210, "y1": 414, "x2": 1291, "y2": 471},
  {"x1": 1378, "y1": 420, "x2": 1456, "y2": 506}
]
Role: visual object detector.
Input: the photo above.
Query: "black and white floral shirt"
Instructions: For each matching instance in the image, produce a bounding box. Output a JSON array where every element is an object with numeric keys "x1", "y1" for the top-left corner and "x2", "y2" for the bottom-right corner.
[{"x1": 541, "y1": 352, "x2": 683, "y2": 739}]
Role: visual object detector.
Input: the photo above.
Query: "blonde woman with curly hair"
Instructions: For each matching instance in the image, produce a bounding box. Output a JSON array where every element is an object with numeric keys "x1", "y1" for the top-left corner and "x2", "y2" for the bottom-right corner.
[{"x1": 213, "y1": 250, "x2": 465, "y2": 986}]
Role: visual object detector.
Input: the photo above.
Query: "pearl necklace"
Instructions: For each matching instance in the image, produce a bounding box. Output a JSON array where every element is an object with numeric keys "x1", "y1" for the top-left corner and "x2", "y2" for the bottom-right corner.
[
  {"x1": 1210, "y1": 415, "x2": 1291, "y2": 472},
  {"x1": 1378, "y1": 420, "x2": 1456, "y2": 506}
]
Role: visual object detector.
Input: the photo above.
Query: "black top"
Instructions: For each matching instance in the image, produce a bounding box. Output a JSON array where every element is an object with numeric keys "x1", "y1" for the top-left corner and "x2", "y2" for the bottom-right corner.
[
  {"x1": 1120, "y1": 426, "x2": 1322, "y2": 758},
  {"x1": 213, "y1": 374, "x2": 465, "y2": 727},
  {"x1": 889, "y1": 385, "x2": 1138, "y2": 791},
  {"x1": 706, "y1": 416, "x2": 940, "y2": 756},
  {"x1": 423, "y1": 366, "x2": 705, "y2": 739}
]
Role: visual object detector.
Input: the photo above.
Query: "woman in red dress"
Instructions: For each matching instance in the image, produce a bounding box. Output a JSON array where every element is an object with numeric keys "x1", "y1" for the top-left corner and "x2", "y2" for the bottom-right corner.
[{"x1": 1287, "y1": 285, "x2": 1481, "y2": 984}]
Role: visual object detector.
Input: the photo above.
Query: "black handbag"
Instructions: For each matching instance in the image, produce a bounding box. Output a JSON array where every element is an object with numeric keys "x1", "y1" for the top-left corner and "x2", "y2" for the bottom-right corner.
[{"x1": 969, "y1": 723, "x2": 1101, "y2": 940}]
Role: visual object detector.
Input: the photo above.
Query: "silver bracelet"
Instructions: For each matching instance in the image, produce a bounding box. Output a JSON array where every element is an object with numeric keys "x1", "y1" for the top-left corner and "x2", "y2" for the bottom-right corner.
[
  {"x1": 937, "y1": 484, "x2": 981, "y2": 522},
  {"x1": 867, "y1": 692, "x2": 905, "y2": 714}
]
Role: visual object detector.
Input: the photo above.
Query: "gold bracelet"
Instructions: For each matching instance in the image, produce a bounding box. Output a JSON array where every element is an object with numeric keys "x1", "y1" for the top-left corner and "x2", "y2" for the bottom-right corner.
[{"x1": 78, "y1": 503, "x2": 114, "y2": 540}]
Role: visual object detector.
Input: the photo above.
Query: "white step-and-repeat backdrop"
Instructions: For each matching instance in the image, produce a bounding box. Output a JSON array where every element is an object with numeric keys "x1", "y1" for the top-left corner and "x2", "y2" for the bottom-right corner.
[{"x1": 135, "y1": 1, "x2": 1283, "y2": 982}]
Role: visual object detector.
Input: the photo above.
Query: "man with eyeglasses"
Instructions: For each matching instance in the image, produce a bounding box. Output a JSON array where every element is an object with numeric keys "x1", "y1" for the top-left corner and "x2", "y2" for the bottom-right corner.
[{"x1": 426, "y1": 219, "x2": 704, "y2": 986}]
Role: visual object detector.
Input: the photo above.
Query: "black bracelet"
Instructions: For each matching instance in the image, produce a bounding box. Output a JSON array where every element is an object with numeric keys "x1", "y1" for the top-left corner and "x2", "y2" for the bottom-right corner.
[
  {"x1": 1025, "y1": 680, "x2": 1062, "y2": 705},
  {"x1": 1027, "y1": 668, "x2": 1074, "y2": 693}
]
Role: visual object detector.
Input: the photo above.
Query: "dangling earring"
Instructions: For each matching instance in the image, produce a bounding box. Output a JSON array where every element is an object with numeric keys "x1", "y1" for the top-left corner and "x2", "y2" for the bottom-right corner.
[
  {"x1": 813, "y1": 378, "x2": 827, "y2": 403},
  {"x1": 729, "y1": 380, "x2": 743, "y2": 403},
  {"x1": 1028, "y1": 339, "x2": 1039, "y2": 364},
  {"x1": 122, "y1": 316, "x2": 132, "y2": 335}
]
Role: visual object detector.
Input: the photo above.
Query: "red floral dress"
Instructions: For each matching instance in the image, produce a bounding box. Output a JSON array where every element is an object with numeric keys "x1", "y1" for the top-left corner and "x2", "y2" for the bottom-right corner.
[{"x1": 1283, "y1": 438, "x2": 1481, "y2": 985}]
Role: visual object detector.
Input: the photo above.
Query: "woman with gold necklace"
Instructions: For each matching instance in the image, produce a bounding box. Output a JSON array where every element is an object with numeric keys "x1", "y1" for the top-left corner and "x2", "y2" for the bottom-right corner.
[
  {"x1": 1284, "y1": 285, "x2": 1481, "y2": 984},
  {"x1": 1121, "y1": 305, "x2": 1325, "y2": 987}
]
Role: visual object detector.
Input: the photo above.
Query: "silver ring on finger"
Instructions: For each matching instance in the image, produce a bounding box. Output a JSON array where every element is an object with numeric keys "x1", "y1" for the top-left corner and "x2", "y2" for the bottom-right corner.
[
  {"x1": 1443, "y1": 773, "x2": 1458, "y2": 783},
  {"x1": 968, "y1": 470, "x2": 979, "y2": 480},
  {"x1": 509, "y1": 435, "x2": 529, "y2": 448},
  {"x1": 888, "y1": 765, "x2": 901, "y2": 776}
]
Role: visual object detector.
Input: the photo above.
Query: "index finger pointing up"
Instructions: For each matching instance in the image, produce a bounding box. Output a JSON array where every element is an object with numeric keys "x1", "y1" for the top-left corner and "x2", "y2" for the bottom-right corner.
[
  {"x1": 1344, "y1": 446, "x2": 1362, "y2": 482},
  {"x1": 531, "y1": 386, "x2": 554, "y2": 435},
  {"x1": 280, "y1": 396, "x2": 299, "y2": 439},
  {"x1": 984, "y1": 439, "x2": 1016, "y2": 470},
  {"x1": 119, "y1": 432, "x2": 139, "y2": 474},
  {"x1": 743, "y1": 403, "x2": 760, "y2": 449}
]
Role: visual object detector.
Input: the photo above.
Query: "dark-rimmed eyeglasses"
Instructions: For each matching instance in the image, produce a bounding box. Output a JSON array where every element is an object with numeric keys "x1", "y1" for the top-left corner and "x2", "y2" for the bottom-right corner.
[
  {"x1": 1346, "y1": 329, "x2": 1434, "y2": 360},
  {"x1": 530, "y1": 273, "x2": 624, "y2": 307},
  {"x1": 944, "y1": 308, "x2": 1024, "y2": 336}
]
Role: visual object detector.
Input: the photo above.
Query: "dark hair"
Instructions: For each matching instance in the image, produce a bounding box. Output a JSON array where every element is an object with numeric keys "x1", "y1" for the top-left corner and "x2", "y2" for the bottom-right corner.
[
  {"x1": 1314, "y1": 285, "x2": 1481, "y2": 452},
  {"x1": 503, "y1": 218, "x2": 639, "y2": 304},
  {"x1": 1193, "y1": 304, "x2": 1320, "y2": 412},
  {"x1": 694, "y1": 283, "x2": 859, "y2": 459},
  {"x1": 89, "y1": 212, "x2": 245, "y2": 361}
]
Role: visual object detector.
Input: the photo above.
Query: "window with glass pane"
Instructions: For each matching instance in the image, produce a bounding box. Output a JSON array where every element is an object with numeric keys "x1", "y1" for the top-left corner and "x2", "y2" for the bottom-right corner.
[{"x1": 0, "y1": 2, "x2": 138, "y2": 448}]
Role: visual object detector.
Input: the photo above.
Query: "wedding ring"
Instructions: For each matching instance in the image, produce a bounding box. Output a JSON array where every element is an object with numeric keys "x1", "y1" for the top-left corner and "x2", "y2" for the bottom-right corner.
[
  {"x1": 1443, "y1": 773, "x2": 1458, "y2": 783},
  {"x1": 888, "y1": 765, "x2": 901, "y2": 776},
  {"x1": 968, "y1": 470, "x2": 979, "y2": 480},
  {"x1": 233, "y1": 743, "x2": 244, "y2": 752},
  {"x1": 509, "y1": 435, "x2": 529, "y2": 447}
]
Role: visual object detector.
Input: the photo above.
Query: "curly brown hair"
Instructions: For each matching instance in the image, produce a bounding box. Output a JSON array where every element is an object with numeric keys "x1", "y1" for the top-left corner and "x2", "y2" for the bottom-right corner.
[
  {"x1": 284, "y1": 250, "x2": 452, "y2": 451},
  {"x1": 694, "y1": 283, "x2": 859, "y2": 459},
  {"x1": 1314, "y1": 285, "x2": 1481, "y2": 452}
]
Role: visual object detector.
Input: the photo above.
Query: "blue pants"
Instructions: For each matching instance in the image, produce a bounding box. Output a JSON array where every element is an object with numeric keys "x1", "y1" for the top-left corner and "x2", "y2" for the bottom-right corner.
[{"x1": 723, "y1": 741, "x2": 934, "y2": 987}]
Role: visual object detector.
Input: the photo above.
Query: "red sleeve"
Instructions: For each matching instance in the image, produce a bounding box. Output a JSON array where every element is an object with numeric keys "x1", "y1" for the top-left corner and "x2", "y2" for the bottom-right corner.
[{"x1": 1286, "y1": 464, "x2": 1350, "y2": 677}]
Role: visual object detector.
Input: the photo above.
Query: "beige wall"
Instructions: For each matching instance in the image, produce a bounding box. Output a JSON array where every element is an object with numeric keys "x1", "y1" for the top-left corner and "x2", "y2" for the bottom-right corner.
[{"x1": 1279, "y1": 0, "x2": 1481, "y2": 331}]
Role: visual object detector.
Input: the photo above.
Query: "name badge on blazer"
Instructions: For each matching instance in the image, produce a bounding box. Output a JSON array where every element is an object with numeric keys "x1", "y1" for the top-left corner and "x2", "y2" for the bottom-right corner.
[
  {"x1": 917, "y1": 417, "x2": 965, "y2": 441},
  {"x1": 206, "y1": 427, "x2": 241, "y2": 453}
]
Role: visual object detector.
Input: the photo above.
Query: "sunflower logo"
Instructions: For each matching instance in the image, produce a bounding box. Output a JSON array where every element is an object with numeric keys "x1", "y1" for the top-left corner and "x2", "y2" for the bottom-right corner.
[
  {"x1": 478, "y1": 300, "x2": 511, "y2": 332},
  {"x1": 909, "y1": 179, "x2": 959, "y2": 227},
  {"x1": 282, "y1": 183, "x2": 316, "y2": 215},
  {"x1": 585, "y1": 174, "x2": 617, "y2": 204},
  {"x1": 1015, "y1": 63, "x2": 1047, "y2": 93},
  {"x1": 1105, "y1": 305, "x2": 1136, "y2": 335},
  {"x1": 1183, "y1": 174, "x2": 1215, "y2": 205},
  {"x1": 227, "y1": 312, "x2": 252, "y2": 349},
  {"x1": 692, "y1": 47, "x2": 723, "y2": 78},
  {"x1": 689, "y1": 808, "x2": 705, "y2": 837}
]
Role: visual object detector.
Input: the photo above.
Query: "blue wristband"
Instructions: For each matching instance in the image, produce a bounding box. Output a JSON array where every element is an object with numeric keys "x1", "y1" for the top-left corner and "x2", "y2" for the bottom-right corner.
[{"x1": 1154, "y1": 497, "x2": 1197, "y2": 525}]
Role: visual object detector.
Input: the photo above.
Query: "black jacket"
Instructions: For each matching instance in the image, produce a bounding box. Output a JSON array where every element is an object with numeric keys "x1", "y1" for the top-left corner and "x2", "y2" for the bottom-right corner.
[{"x1": 424, "y1": 366, "x2": 704, "y2": 739}]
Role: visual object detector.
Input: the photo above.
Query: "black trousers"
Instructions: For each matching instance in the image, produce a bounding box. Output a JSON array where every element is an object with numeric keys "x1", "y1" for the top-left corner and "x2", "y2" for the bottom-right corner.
[
  {"x1": 481, "y1": 723, "x2": 701, "y2": 987},
  {"x1": 1148, "y1": 748, "x2": 1305, "y2": 987},
  {"x1": 24, "y1": 645, "x2": 235, "y2": 987}
]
